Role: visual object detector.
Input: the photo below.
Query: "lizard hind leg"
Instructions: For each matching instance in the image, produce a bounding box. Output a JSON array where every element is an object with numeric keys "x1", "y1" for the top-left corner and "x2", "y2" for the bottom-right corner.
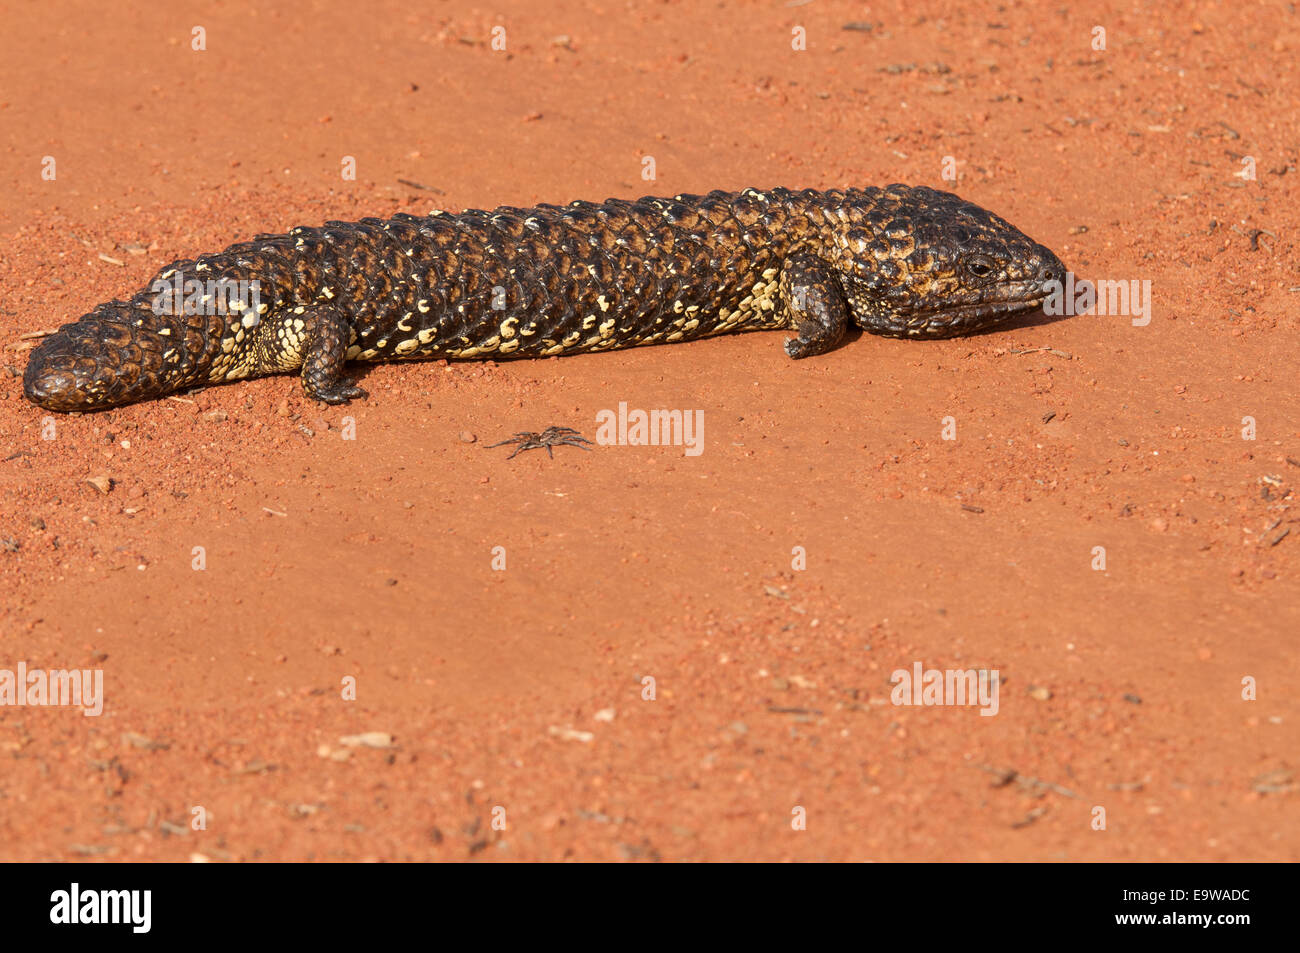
[
  {"x1": 778, "y1": 251, "x2": 850, "y2": 359},
  {"x1": 297, "y1": 306, "x2": 368, "y2": 404}
]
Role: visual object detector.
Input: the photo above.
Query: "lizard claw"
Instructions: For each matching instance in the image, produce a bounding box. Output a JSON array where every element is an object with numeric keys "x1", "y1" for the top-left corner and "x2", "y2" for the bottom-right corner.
[{"x1": 306, "y1": 381, "x2": 368, "y2": 405}]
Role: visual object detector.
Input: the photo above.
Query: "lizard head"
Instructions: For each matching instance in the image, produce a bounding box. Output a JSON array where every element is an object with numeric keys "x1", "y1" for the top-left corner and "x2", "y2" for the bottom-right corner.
[{"x1": 834, "y1": 184, "x2": 1065, "y2": 339}]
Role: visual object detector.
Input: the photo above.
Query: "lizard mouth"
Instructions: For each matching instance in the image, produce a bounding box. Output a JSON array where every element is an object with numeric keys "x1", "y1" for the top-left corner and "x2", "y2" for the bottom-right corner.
[
  {"x1": 886, "y1": 261, "x2": 1066, "y2": 337},
  {"x1": 877, "y1": 289, "x2": 1049, "y2": 339},
  {"x1": 903, "y1": 293, "x2": 1048, "y2": 323}
]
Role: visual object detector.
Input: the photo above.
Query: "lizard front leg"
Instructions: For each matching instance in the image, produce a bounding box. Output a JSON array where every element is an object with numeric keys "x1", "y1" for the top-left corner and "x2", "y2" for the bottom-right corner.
[
  {"x1": 779, "y1": 251, "x2": 850, "y2": 359},
  {"x1": 299, "y1": 306, "x2": 368, "y2": 404}
]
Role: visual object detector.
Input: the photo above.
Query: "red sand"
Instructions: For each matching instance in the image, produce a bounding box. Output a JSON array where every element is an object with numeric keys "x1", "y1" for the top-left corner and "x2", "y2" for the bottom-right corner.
[{"x1": 0, "y1": 1, "x2": 1296, "y2": 861}]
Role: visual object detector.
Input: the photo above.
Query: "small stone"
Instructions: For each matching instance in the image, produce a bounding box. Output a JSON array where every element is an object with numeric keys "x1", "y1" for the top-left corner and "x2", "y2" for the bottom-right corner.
[
  {"x1": 459, "y1": 431, "x2": 477, "y2": 443},
  {"x1": 86, "y1": 476, "x2": 113, "y2": 494},
  {"x1": 548, "y1": 725, "x2": 594, "y2": 743},
  {"x1": 1252, "y1": 769, "x2": 1295, "y2": 794},
  {"x1": 1028, "y1": 686, "x2": 1052, "y2": 701},
  {"x1": 339, "y1": 732, "x2": 396, "y2": 749}
]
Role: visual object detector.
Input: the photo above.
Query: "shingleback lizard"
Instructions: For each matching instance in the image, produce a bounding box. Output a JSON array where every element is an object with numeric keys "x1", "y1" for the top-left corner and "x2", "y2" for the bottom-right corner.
[{"x1": 23, "y1": 185, "x2": 1065, "y2": 412}]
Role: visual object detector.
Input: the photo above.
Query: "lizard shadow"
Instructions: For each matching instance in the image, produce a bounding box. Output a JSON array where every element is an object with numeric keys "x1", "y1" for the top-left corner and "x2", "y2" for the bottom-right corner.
[
  {"x1": 830, "y1": 304, "x2": 1074, "y2": 351},
  {"x1": 338, "y1": 304, "x2": 1073, "y2": 394},
  {"x1": 966, "y1": 305, "x2": 1076, "y2": 338}
]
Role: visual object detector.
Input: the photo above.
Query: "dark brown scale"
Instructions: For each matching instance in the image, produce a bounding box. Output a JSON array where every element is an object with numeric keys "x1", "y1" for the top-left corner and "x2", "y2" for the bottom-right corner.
[{"x1": 24, "y1": 185, "x2": 1066, "y2": 412}]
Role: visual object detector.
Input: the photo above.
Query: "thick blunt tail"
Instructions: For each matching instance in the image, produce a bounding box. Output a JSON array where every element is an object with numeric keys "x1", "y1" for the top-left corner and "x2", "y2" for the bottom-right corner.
[{"x1": 24, "y1": 297, "x2": 213, "y2": 411}]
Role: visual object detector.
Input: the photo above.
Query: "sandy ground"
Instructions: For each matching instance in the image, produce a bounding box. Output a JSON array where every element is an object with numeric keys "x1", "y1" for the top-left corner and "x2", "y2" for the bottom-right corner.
[{"x1": 0, "y1": 0, "x2": 1296, "y2": 861}]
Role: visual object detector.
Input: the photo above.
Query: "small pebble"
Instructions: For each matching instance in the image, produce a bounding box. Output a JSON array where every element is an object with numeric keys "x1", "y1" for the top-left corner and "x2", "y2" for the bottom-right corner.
[
  {"x1": 339, "y1": 732, "x2": 396, "y2": 749},
  {"x1": 86, "y1": 476, "x2": 113, "y2": 494}
]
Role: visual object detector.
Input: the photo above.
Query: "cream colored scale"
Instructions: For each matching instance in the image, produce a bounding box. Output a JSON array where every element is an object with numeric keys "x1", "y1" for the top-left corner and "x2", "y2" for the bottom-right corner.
[{"x1": 214, "y1": 264, "x2": 792, "y2": 376}]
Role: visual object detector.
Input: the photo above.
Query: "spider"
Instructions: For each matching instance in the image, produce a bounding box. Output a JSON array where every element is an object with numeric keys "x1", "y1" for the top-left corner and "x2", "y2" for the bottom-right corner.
[{"x1": 486, "y1": 426, "x2": 595, "y2": 460}]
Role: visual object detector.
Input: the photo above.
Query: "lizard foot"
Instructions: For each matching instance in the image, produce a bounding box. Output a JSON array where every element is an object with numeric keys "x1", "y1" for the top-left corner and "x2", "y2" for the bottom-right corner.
[{"x1": 305, "y1": 381, "x2": 368, "y2": 405}]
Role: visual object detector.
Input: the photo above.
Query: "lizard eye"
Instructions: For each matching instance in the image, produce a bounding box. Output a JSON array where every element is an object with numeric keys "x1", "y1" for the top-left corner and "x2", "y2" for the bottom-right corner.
[{"x1": 964, "y1": 255, "x2": 997, "y2": 279}]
